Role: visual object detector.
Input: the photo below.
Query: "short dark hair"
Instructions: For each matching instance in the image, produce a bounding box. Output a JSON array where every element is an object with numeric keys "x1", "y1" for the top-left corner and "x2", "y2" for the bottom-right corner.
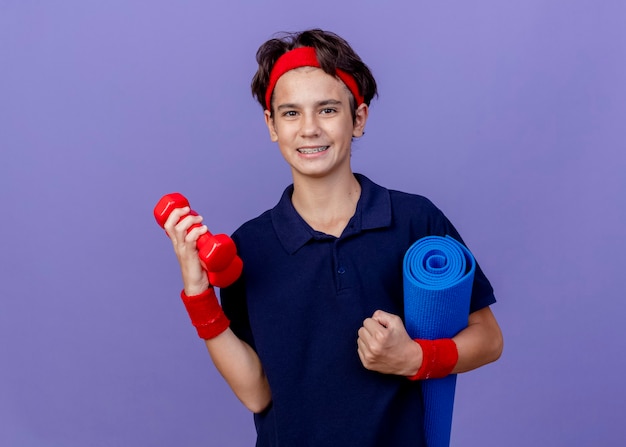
[{"x1": 251, "y1": 29, "x2": 378, "y2": 117}]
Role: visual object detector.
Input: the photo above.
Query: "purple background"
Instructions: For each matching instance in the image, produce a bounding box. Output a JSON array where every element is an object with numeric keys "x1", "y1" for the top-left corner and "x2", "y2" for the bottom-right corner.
[{"x1": 1, "y1": 1, "x2": 625, "y2": 446}]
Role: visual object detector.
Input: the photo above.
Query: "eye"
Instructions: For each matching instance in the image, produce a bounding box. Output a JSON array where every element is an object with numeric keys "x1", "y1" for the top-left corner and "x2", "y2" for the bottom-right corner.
[
  {"x1": 282, "y1": 110, "x2": 298, "y2": 117},
  {"x1": 320, "y1": 108, "x2": 337, "y2": 115}
]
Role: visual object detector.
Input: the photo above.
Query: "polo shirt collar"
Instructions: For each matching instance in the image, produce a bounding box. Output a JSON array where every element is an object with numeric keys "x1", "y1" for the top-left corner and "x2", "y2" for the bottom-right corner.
[{"x1": 271, "y1": 174, "x2": 392, "y2": 254}]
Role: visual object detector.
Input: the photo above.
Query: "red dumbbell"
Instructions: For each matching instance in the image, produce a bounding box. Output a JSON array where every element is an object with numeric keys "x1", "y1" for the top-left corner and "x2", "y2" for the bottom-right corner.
[
  {"x1": 206, "y1": 256, "x2": 243, "y2": 288},
  {"x1": 153, "y1": 193, "x2": 243, "y2": 288}
]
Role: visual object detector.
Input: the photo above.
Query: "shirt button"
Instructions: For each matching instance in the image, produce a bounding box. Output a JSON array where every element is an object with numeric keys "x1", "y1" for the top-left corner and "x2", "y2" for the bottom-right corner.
[{"x1": 337, "y1": 267, "x2": 346, "y2": 274}]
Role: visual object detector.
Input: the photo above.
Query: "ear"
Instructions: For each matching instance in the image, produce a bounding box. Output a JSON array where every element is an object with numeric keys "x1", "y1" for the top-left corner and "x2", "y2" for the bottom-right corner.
[
  {"x1": 352, "y1": 103, "x2": 369, "y2": 138},
  {"x1": 264, "y1": 109, "x2": 279, "y2": 142}
]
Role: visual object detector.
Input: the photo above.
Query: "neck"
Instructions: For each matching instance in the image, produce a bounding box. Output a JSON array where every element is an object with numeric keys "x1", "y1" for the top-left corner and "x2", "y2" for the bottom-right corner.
[{"x1": 291, "y1": 171, "x2": 361, "y2": 237}]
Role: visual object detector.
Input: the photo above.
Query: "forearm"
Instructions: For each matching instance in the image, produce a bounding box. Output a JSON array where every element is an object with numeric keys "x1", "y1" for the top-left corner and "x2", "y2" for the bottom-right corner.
[
  {"x1": 205, "y1": 329, "x2": 272, "y2": 413},
  {"x1": 451, "y1": 306, "x2": 503, "y2": 374},
  {"x1": 358, "y1": 307, "x2": 502, "y2": 379},
  {"x1": 178, "y1": 286, "x2": 272, "y2": 413}
]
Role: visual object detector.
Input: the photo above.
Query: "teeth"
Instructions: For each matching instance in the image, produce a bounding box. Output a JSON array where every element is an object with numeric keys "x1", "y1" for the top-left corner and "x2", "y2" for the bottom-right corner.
[{"x1": 298, "y1": 146, "x2": 328, "y2": 154}]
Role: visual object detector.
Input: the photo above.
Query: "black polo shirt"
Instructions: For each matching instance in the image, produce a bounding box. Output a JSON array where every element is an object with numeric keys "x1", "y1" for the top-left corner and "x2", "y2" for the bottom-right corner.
[{"x1": 221, "y1": 174, "x2": 496, "y2": 447}]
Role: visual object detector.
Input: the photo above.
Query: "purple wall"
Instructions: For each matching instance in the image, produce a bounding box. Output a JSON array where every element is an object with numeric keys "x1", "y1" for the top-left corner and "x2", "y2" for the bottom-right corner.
[{"x1": 1, "y1": 1, "x2": 624, "y2": 446}]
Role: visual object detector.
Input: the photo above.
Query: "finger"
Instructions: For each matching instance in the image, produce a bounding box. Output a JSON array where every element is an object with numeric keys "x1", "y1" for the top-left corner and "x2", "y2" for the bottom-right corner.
[
  {"x1": 356, "y1": 338, "x2": 372, "y2": 367},
  {"x1": 363, "y1": 317, "x2": 388, "y2": 335},
  {"x1": 175, "y1": 213, "x2": 203, "y2": 233},
  {"x1": 359, "y1": 320, "x2": 383, "y2": 346},
  {"x1": 356, "y1": 342, "x2": 368, "y2": 367},
  {"x1": 357, "y1": 325, "x2": 368, "y2": 340},
  {"x1": 163, "y1": 206, "x2": 190, "y2": 230},
  {"x1": 371, "y1": 309, "x2": 391, "y2": 323},
  {"x1": 356, "y1": 336, "x2": 365, "y2": 352},
  {"x1": 372, "y1": 310, "x2": 402, "y2": 329},
  {"x1": 185, "y1": 224, "x2": 208, "y2": 244},
  {"x1": 170, "y1": 219, "x2": 204, "y2": 259},
  {"x1": 164, "y1": 208, "x2": 194, "y2": 240},
  {"x1": 171, "y1": 214, "x2": 203, "y2": 243},
  {"x1": 358, "y1": 325, "x2": 378, "y2": 349}
]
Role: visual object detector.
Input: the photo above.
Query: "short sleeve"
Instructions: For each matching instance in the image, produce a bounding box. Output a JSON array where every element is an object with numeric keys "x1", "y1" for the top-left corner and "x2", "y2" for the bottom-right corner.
[{"x1": 431, "y1": 207, "x2": 497, "y2": 313}]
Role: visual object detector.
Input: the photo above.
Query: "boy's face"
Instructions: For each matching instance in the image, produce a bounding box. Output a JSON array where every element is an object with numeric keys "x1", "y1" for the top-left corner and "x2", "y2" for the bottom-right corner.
[{"x1": 264, "y1": 67, "x2": 368, "y2": 181}]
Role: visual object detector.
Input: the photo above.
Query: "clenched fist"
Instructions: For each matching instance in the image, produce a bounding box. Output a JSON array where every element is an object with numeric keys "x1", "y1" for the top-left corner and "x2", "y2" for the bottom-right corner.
[{"x1": 357, "y1": 310, "x2": 423, "y2": 377}]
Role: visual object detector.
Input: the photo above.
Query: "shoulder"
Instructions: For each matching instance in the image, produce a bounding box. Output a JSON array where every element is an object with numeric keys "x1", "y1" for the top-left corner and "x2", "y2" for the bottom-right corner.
[
  {"x1": 356, "y1": 174, "x2": 450, "y2": 235},
  {"x1": 231, "y1": 209, "x2": 273, "y2": 243},
  {"x1": 357, "y1": 173, "x2": 441, "y2": 216},
  {"x1": 386, "y1": 187, "x2": 449, "y2": 232},
  {"x1": 388, "y1": 188, "x2": 441, "y2": 216},
  {"x1": 391, "y1": 191, "x2": 456, "y2": 243}
]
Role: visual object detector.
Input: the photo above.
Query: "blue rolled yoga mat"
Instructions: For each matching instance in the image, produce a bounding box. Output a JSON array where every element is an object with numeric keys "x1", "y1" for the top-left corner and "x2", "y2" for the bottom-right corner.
[{"x1": 403, "y1": 235, "x2": 476, "y2": 447}]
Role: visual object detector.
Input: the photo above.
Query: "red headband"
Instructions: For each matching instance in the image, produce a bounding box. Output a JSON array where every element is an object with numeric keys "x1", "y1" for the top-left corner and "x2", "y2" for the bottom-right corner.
[{"x1": 264, "y1": 47, "x2": 364, "y2": 111}]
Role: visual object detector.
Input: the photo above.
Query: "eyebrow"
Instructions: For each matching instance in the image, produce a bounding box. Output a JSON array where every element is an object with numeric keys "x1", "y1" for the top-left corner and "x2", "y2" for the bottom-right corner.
[{"x1": 276, "y1": 99, "x2": 343, "y2": 111}]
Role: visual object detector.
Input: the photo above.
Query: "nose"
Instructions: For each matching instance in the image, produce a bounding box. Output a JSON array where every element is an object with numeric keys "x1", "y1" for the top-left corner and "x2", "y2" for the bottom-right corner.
[{"x1": 299, "y1": 112, "x2": 321, "y2": 138}]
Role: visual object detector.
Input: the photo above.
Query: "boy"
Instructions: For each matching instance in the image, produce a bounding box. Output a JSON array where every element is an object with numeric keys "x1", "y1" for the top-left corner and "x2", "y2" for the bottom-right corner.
[{"x1": 163, "y1": 29, "x2": 503, "y2": 446}]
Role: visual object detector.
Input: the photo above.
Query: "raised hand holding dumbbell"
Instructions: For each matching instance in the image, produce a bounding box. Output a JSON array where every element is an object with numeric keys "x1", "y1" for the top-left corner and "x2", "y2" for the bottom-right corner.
[{"x1": 154, "y1": 193, "x2": 243, "y2": 288}]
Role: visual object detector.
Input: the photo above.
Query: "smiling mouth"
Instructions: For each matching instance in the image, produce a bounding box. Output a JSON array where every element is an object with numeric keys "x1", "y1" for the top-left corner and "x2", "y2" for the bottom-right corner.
[{"x1": 297, "y1": 146, "x2": 329, "y2": 154}]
